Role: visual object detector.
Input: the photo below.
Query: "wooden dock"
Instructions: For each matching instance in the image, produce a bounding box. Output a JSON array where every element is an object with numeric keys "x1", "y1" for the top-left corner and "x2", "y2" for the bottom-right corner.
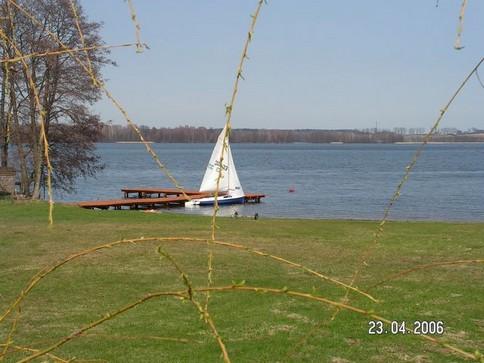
[
  {"x1": 121, "y1": 187, "x2": 206, "y2": 199},
  {"x1": 78, "y1": 196, "x2": 190, "y2": 210},
  {"x1": 78, "y1": 187, "x2": 265, "y2": 210}
]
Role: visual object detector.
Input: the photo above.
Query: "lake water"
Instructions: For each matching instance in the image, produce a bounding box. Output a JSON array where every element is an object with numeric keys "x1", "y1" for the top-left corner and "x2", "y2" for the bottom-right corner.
[{"x1": 57, "y1": 143, "x2": 484, "y2": 221}]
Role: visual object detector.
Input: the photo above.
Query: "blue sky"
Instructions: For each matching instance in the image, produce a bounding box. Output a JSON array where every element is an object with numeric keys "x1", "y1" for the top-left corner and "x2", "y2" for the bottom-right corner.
[{"x1": 82, "y1": 1, "x2": 484, "y2": 130}]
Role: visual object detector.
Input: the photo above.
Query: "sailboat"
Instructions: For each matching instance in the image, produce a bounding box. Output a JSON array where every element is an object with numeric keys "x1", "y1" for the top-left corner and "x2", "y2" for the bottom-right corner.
[{"x1": 185, "y1": 126, "x2": 245, "y2": 206}]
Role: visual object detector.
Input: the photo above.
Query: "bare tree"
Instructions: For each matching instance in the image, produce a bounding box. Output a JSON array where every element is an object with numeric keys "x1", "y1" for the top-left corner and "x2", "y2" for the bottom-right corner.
[{"x1": 0, "y1": 0, "x2": 111, "y2": 197}]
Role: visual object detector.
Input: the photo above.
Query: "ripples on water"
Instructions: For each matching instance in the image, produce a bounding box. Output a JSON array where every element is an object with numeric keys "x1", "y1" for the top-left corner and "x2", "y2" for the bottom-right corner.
[{"x1": 57, "y1": 143, "x2": 484, "y2": 221}]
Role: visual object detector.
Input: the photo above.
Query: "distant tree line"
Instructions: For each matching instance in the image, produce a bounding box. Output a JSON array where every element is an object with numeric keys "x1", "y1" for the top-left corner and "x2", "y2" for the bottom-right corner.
[{"x1": 99, "y1": 124, "x2": 484, "y2": 143}]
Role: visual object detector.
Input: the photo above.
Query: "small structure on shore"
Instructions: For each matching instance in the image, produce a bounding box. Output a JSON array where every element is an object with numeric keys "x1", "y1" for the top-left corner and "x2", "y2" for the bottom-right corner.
[{"x1": 0, "y1": 168, "x2": 16, "y2": 197}]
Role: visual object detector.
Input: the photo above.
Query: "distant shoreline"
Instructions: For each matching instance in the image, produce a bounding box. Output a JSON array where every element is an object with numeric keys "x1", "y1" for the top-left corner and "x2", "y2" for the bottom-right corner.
[
  {"x1": 100, "y1": 125, "x2": 484, "y2": 143},
  {"x1": 393, "y1": 141, "x2": 484, "y2": 144},
  {"x1": 104, "y1": 141, "x2": 484, "y2": 145}
]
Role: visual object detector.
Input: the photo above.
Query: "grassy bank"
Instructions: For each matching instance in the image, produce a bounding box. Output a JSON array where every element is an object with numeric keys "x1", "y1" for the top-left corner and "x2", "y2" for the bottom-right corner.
[{"x1": 0, "y1": 201, "x2": 483, "y2": 362}]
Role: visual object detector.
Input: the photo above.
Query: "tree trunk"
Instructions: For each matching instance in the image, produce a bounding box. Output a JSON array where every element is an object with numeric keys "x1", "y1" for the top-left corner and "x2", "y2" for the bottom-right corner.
[
  {"x1": 9, "y1": 75, "x2": 30, "y2": 196},
  {"x1": 0, "y1": 62, "x2": 7, "y2": 168},
  {"x1": 31, "y1": 131, "x2": 43, "y2": 199},
  {"x1": 28, "y1": 66, "x2": 43, "y2": 200},
  {"x1": 32, "y1": 63, "x2": 52, "y2": 200}
]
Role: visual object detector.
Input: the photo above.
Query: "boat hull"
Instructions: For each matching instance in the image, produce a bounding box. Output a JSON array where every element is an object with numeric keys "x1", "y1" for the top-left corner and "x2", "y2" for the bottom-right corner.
[{"x1": 185, "y1": 195, "x2": 245, "y2": 207}]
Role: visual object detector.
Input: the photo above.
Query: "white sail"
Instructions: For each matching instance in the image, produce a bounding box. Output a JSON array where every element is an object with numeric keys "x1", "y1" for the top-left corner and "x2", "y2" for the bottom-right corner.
[{"x1": 199, "y1": 126, "x2": 244, "y2": 197}]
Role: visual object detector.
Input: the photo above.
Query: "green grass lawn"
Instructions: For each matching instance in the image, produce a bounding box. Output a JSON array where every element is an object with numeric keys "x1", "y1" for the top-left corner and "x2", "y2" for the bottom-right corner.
[{"x1": 0, "y1": 201, "x2": 483, "y2": 362}]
